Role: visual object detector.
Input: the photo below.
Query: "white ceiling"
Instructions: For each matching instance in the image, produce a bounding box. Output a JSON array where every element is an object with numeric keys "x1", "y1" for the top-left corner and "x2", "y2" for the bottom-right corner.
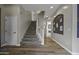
[{"x1": 20, "y1": 4, "x2": 61, "y2": 17}]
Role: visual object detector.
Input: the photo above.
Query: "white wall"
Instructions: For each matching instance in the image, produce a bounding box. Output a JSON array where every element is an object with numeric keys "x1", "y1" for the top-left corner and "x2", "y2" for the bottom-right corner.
[
  {"x1": 32, "y1": 11, "x2": 37, "y2": 21},
  {"x1": 17, "y1": 6, "x2": 32, "y2": 45},
  {"x1": 51, "y1": 5, "x2": 72, "y2": 53}
]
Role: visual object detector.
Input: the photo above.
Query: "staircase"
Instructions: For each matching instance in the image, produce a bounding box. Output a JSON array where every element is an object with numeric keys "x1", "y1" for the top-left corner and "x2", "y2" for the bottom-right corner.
[{"x1": 21, "y1": 21, "x2": 41, "y2": 47}]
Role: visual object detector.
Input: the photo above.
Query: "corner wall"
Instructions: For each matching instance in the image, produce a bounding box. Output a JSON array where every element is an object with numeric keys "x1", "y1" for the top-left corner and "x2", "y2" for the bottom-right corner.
[
  {"x1": 72, "y1": 4, "x2": 79, "y2": 55},
  {"x1": 1, "y1": 5, "x2": 32, "y2": 46},
  {"x1": 0, "y1": 5, "x2": 5, "y2": 46},
  {"x1": 37, "y1": 12, "x2": 45, "y2": 45}
]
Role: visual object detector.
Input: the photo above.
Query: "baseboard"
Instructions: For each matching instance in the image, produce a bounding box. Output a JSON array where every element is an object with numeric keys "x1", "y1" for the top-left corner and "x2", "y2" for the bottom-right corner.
[
  {"x1": 7, "y1": 43, "x2": 20, "y2": 46},
  {"x1": 2, "y1": 43, "x2": 20, "y2": 46},
  {"x1": 16, "y1": 44, "x2": 20, "y2": 46},
  {"x1": 1, "y1": 43, "x2": 7, "y2": 47},
  {"x1": 51, "y1": 38, "x2": 72, "y2": 55},
  {"x1": 72, "y1": 53, "x2": 79, "y2": 55}
]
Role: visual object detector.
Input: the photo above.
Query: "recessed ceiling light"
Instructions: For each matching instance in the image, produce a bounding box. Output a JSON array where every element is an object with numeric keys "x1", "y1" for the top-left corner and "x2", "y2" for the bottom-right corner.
[
  {"x1": 50, "y1": 6, "x2": 54, "y2": 9},
  {"x1": 63, "y1": 6, "x2": 68, "y2": 9}
]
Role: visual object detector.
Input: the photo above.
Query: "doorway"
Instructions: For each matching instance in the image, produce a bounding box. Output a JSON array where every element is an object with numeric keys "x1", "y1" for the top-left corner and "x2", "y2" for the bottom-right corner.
[{"x1": 0, "y1": 8, "x2": 1, "y2": 47}]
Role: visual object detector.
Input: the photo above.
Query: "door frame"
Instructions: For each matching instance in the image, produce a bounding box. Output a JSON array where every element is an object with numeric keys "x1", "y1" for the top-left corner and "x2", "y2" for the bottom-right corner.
[{"x1": 0, "y1": 8, "x2": 1, "y2": 47}]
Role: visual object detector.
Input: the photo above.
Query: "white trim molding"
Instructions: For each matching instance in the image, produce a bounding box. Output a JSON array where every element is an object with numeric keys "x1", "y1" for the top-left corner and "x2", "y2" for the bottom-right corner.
[
  {"x1": 51, "y1": 38, "x2": 72, "y2": 55},
  {"x1": 1, "y1": 43, "x2": 7, "y2": 47}
]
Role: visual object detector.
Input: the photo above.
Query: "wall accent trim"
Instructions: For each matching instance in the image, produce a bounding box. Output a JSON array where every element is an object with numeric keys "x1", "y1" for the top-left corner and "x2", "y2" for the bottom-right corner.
[{"x1": 1, "y1": 43, "x2": 20, "y2": 47}]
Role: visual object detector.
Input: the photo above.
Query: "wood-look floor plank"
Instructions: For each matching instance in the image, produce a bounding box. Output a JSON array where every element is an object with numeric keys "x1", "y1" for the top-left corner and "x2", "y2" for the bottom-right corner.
[{"x1": 1, "y1": 37, "x2": 70, "y2": 55}]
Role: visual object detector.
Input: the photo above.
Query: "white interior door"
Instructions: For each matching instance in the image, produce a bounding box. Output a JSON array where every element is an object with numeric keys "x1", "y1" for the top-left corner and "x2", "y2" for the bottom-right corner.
[
  {"x1": 5, "y1": 16, "x2": 17, "y2": 45},
  {"x1": 46, "y1": 21, "x2": 51, "y2": 37}
]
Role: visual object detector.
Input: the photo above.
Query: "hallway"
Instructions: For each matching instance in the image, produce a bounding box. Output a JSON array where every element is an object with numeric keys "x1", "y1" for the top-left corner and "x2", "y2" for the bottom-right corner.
[
  {"x1": 1, "y1": 4, "x2": 78, "y2": 55},
  {"x1": 0, "y1": 21, "x2": 70, "y2": 55}
]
